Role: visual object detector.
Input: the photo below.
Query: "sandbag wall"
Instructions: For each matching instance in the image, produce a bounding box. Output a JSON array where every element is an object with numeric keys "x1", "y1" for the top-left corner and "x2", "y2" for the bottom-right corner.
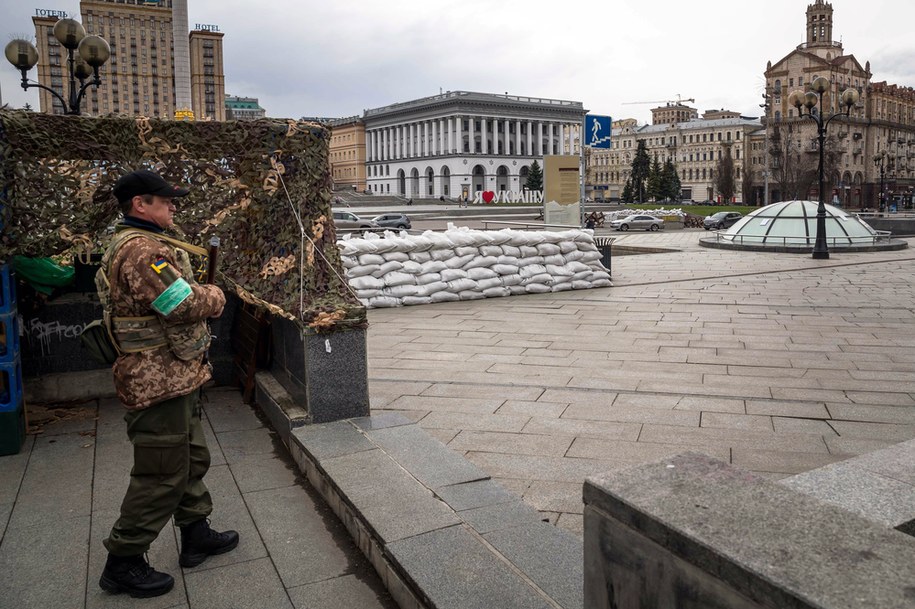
[{"x1": 338, "y1": 226, "x2": 611, "y2": 308}]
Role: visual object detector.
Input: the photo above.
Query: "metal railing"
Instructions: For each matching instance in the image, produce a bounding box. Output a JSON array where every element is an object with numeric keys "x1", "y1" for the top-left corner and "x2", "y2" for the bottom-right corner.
[
  {"x1": 704, "y1": 231, "x2": 895, "y2": 247},
  {"x1": 480, "y1": 220, "x2": 581, "y2": 230}
]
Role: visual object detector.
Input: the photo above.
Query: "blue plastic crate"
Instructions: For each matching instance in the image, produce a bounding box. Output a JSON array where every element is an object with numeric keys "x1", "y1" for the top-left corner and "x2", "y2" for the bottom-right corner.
[
  {"x1": 0, "y1": 263, "x2": 16, "y2": 314},
  {"x1": 0, "y1": 311, "x2": 20, "y2": 362},
  {"x1": 0, "y1": 397, "x2": 26, "y2": 456},
  {"x1": 0, "y1": 358, "x2": 23, "y2": 412}
]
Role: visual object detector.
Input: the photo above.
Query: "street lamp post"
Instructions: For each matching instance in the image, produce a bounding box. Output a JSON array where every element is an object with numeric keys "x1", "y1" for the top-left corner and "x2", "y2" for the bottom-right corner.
[
  {"x1": 874, "y1": 152, "x2": 887, "y2": 213},
  {"x1": 788, "y1": 77, "x2": 859, "y2": 259},
  {"x1": 4, "y1": 18, "x2": 110, "y2": 115}
]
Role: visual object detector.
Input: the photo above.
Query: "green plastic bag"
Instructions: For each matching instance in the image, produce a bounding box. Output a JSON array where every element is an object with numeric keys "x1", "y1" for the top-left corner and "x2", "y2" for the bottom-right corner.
[{"x1": 12, "y1": 256, "x2": 75, "y2": 295}]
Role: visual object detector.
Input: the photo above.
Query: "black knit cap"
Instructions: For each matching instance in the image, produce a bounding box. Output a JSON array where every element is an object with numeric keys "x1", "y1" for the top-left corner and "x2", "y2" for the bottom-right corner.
[{"x1": 113, "y1": 169, "x2": 190, "y2": 204}]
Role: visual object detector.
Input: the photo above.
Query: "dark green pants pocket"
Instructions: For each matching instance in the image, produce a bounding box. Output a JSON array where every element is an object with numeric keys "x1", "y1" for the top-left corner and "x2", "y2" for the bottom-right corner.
[{"x1": 131, "y1": 432, "x2": 187, "y2": 476}]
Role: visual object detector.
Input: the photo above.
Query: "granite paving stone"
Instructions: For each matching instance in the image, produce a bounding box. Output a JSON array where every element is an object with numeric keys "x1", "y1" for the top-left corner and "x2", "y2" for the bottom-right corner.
[
  {"x1": 318, "y1": 449, "x2": 460, "y2": 542},
  {"x1": 292, "y1": 420, "x2": 376, "y2": 461},
  {"x1": 0, "y1": 515, "x2": 90, "y2": 609},
  {"x1": 563, "y1": 403, "x2": 700, "y2": 427},
  {"x1": 826, "y1": 403, "x2": 915, "y2": 425},
  {"x1": 827, "y1": 420, "x2": 915, "y2": 441},
  {"x1": 745, "y1": 399, "x2": 831, "y2": 418},
  {"x1": 459, "y1": 499, "x2": 543, "y2": 534},
  {"x1": 731, "y1": 448, "x2": 848, "y2": 474},
  {"x1": 244, "y1": 484, "x2": 355, "y2": 587},
  {"x1": 386, "y1": 525, "x2": 554, "y2": 609},
  {"x1": 435, "y1": 479, "x2": 516, "y2": 511},
  {"x1": 521, "y1": 417, "x2": 641, "y2": 441},
  {"x1": 496, "y1": 399, "x2": 567, "y2": 418},
  {"x1": 780, "y1": 461, "x2": 915, "y2": 528},
  {"x1": 638, "y1": 424, "x2": 830, "y2": 453},
  {"x1": 287, "y1": 573, "x2": 393, "y2": 609},
  {"x1": 366, "y1": 424, "x2": 489, "y2": 488},
  {"x1": 184, "y1": 557, "x2": 294, "y2": 609},
  {"x1": 417, "y1": 410, "x2": 530, "y2": 433},
  {"x1": 845, "y1": 439, "x2": 915, "y2": 485},
  {"x1": 566, "y1": 437, "x2": 730, "y2": 463},
  {"x1": 447, "y1": 429, "x2": 574, "y2": 457},
  {"x1": 483, "y1": 521, "x2": 583, "y2": 609},
  {"x1": 523, "y1": 480, "x2": 585, "y2": 514},
  {"x1": 384, "y1": 395, "x2": 504, "y2": 414},
  {"x1": 700, "y1": 412, "x2": 773, "y2": 431}
]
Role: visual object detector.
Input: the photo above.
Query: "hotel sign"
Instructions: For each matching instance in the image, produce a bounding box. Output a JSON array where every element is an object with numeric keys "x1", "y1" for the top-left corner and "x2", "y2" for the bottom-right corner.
[
  {"x1": 195, "y1": 24, "x2": 220, "y2": 32},
  {"x1": 35, "y1": 8, "x2": 68, "y2": 18}
]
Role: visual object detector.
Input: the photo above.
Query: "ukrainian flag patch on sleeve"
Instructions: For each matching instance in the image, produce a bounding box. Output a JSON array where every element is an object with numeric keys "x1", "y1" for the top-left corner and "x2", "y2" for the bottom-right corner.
[{"x1": 151, "y1": 258, "x2": 169, "y2": 273}]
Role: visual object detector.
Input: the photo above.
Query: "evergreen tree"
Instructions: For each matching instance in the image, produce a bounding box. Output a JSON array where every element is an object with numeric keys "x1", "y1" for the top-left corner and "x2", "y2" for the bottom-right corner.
[
  {"x1": 525, "y1": 160, "x2": 543, "y2": 191},
  {"x1": 621, "y1": 178, "x2": 633, "y2": 203},
  {"x1": 662, "y1": 158, "x2": 681, "y2": 201},
  {"x1": 715, "y1": 145, "x2": 737, "y2": 203},
  {"x1": 629, "y1": 141, "x2": 651, "y2": 203},
  {"x1": 647, "y1": 157, "x2": 663, "y2": 201}
]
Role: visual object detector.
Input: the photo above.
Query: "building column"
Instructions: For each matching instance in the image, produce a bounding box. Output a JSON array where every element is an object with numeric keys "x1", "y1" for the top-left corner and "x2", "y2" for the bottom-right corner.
[
  {"x1": 469, "y1": 117, "x2": 475, "y2": 154},
  {"x1": 382, "y1": 129, "x2": 388, "y2": 161},
  {"x1": 481, "y1": 117, "x2": 488, "y2": 155},
  {"x1": 559, "y1": 124, "x2": 566, "y2": 155},
  {"x1": 503, "y1": 119, "x2": 510, "y2": 155},
  {"x1": 527, "y1": 121, "x2": 533, "y2": 156},
  {"x1": 454, "y1": 115, "x2": 464, "y2": 154},
  {"x1": 408, "y1": 123, "x2": 415, "y2": 157},
  {"x1": 516, "y1": 120, "x2": 521, "y2": 156},
  {"x1": 448, "y1": 117, "x2": 454, "y2": 154},
  {"x1": 432, "y1": 120, "x2": 438, "y2": 155},
  {"x1": 537, "y1": 122, "x2": 543, "y2": 156},
  {"x1": 549, "y1": 123, "x2": 555, "y2": 155}
]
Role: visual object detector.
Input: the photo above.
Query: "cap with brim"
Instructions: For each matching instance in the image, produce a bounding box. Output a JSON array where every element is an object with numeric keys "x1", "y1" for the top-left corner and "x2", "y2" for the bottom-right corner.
[{"x1": 113, "y1": 169, "x2": 190, "y2": 204}]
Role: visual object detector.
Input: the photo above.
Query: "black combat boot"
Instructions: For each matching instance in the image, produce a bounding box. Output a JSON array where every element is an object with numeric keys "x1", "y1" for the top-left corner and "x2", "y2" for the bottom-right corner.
[
  {"x1": 99, "y1": 553, "x2": 174, "y2": 598},
  {"x1": 179, "y1": 519, "x2": 239, "y2": 567}
]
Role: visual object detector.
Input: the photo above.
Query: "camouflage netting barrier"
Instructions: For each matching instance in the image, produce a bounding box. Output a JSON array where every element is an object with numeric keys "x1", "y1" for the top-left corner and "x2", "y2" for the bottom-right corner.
[{"x1": 0, "y1": 110, "x2": 365, "y2": 332}]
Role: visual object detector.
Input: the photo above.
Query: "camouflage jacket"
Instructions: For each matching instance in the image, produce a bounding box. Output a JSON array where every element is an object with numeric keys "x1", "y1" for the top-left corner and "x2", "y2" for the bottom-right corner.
[{"x1": 107, "y1": 229, "x2": 225, "y2": 410}]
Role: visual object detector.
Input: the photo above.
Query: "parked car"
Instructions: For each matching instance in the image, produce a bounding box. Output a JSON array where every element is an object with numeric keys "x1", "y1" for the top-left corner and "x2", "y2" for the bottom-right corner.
[
  {"x1": 703, "y1": 211, "x2": 743, "y2": 230},
  {"x1": 609, "y1": 214, "x2": 664, "y2": 231},
  {"x1": 371, "y1": 213, "x2": 412, "y2": 229},
  {"x1": 331, "y1": 210, "x2": 379, "y2": 229},
  {"x1": 697, "y1": 199, "x2": 716, "y2": 205}
]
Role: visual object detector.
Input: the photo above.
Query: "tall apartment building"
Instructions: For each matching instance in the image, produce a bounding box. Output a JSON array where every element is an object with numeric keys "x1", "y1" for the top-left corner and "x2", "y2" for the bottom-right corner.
[
  {"x1": 189, "y1": 27, "x2": 225, "y2": 120},
  {"x1": 30, "y1": 1, "x2": 226, "y2": 119},
  {"x1": 752, "y1": 0, "x2": 915, "y2": 208}
]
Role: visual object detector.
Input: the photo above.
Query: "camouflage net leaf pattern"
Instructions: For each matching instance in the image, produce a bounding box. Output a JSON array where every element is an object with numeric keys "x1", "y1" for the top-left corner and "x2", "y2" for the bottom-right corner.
[{"x1": 0, "y1": 110, "x2": 365, "y2": 332}]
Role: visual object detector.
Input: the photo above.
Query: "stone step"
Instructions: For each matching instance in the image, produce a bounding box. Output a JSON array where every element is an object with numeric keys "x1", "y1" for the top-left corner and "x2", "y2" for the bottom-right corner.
[{"x1": 279, "y1": 409, "x2": 583, "y2": 609}]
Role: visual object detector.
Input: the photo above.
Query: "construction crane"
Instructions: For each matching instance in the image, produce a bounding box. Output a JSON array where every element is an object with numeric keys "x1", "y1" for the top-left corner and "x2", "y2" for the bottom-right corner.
[{"x1": 622, "y1": 95, "x2": 695, "y2": 106}]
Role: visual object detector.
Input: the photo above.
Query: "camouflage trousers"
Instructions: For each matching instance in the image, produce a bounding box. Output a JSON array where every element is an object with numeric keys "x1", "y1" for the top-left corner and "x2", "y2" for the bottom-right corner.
[{"x1": 103, "y1": 388, "x2": 213, "y2": 557}]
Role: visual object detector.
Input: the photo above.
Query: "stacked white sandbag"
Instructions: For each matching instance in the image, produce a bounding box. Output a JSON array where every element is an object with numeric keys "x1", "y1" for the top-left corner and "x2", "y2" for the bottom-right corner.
[{"x1": 338, "y1": 225, "x2": 611, "y2": 308}]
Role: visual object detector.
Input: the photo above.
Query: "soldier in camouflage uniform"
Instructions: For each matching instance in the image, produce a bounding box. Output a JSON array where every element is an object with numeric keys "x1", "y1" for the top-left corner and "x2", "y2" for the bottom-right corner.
[{"x1": 98, "y1": 170, "x2": 239, "y2": 599}]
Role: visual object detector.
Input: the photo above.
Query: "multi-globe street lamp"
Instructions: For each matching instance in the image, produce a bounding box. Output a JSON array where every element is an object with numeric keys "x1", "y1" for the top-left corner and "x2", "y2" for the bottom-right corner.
[
  {"x1": 788, "y1": 77, "x2": 859, "y2": 259},
  {"x1": 874, "y1": 152, "x2": 888, "y2": 213},
  {"x1": 4, "y1": 18, "x2": 110, "y2": 115}
]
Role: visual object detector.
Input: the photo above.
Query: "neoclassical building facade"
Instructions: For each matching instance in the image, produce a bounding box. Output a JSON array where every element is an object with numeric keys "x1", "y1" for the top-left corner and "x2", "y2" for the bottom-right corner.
[
  {"x1": 587, "y1": 110, "x2": 760, "y2": 203},
  {"x1": 363, "y1": 91, "x2": 586, "y2": 199},
  {"x1": 751, "y1": 0, "x2": 915, "y2": 208}
]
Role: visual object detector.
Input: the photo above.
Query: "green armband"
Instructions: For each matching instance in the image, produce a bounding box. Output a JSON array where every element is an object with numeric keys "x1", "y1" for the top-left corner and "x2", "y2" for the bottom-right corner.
[{"x1": 151, "y1": 277, "x2": 193, "y2": 316}]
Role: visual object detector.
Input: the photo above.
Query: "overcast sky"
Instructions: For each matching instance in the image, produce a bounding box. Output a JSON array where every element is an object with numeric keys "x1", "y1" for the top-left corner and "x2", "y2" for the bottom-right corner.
[{"x1": 2, "y1": 0, "x2": 913, "y2": 124}]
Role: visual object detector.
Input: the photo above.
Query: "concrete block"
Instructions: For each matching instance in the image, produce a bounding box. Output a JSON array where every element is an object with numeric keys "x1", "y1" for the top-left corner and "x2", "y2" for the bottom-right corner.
[{"x1": 584, "y1": 452, "x2": 915, "y2": 609}]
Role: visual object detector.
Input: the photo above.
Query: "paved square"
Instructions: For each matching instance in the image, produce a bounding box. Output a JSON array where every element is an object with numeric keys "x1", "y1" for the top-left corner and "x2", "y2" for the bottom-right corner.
[{"x1": 366, "y1": 232, "x2": 915, "y2": 536}]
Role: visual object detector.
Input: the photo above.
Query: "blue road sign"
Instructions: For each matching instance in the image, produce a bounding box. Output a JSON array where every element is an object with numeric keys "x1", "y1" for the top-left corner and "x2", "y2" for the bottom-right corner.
[{"x1": 585, "y1": 114, "x2": 612, "y2": 149}]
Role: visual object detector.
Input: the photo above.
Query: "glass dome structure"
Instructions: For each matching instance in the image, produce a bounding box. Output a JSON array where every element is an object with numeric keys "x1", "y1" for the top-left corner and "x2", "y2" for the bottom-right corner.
[{"x1": 700, "y1": 200, "x2": 905, "y2": 252}]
